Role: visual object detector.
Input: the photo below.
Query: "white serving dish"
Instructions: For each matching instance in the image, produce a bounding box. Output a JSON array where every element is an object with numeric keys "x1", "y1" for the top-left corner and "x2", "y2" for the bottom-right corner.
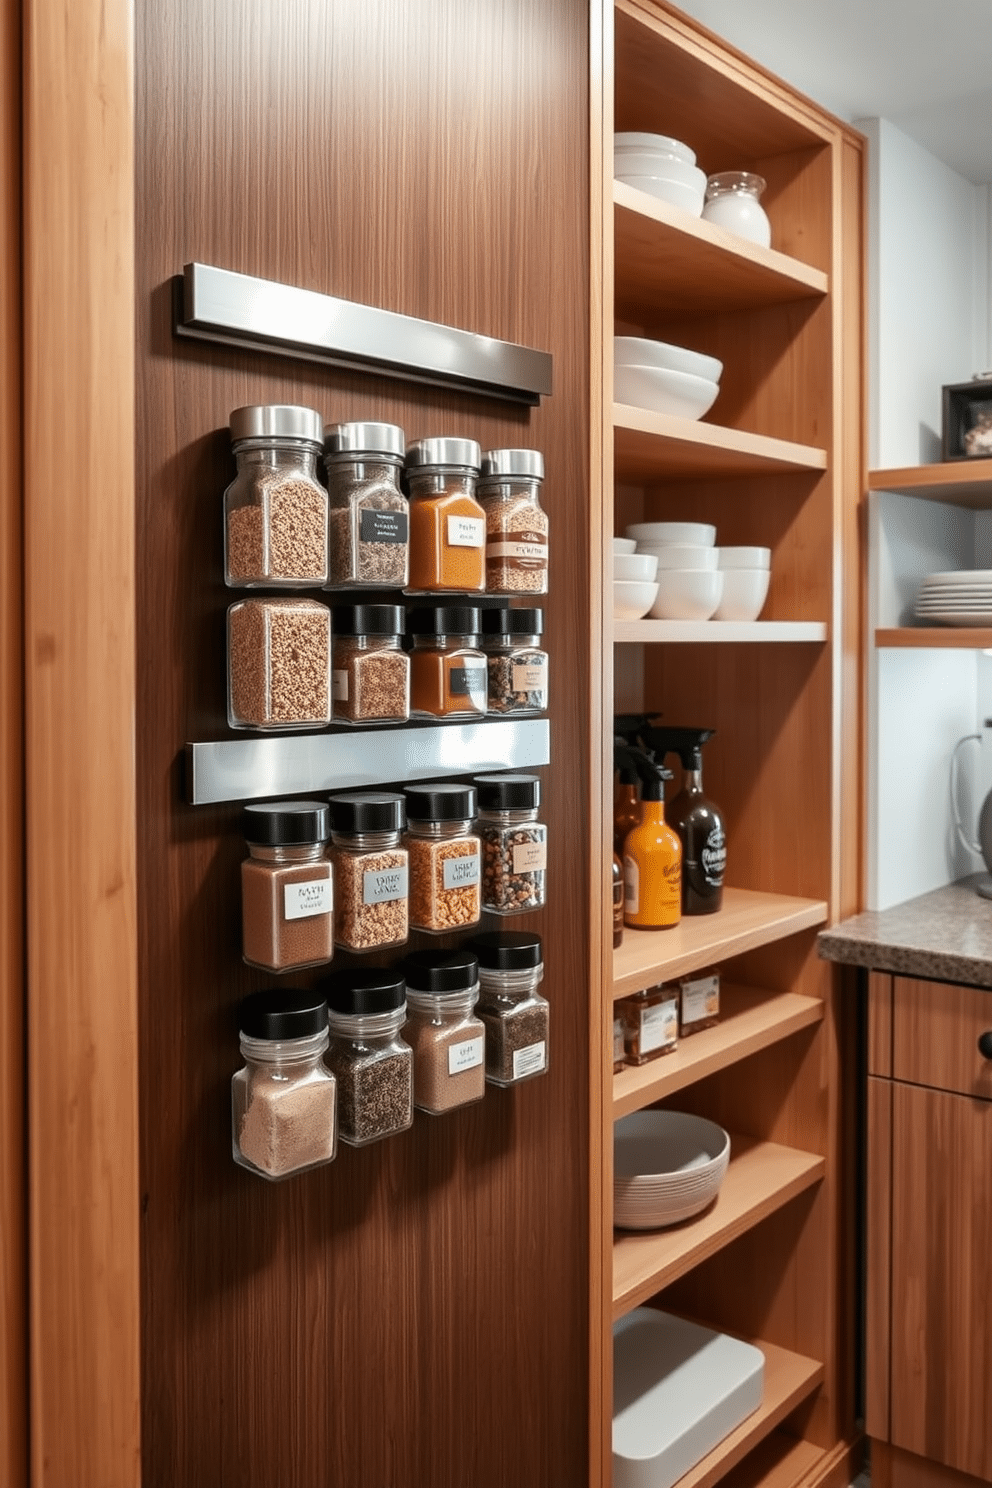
[
  {"x1": 613, "y1": 536, "x2": 638, "y2": 554},
  {"x1": 615, "y1": 553, "x2": 659, "y2": 582},
  {"x1": 627, "y1": 521, "x2": 716, "y2": 547},
  {"x1": 613, "y1": 1309, "x2": 764, "y2": 1488},
  {"x1": 614, "y1": 335, "x2": 723, "y2": 385},
  {"x1": 614, "y1": 364, "x2": 719, "y2": 421},
  {"x1": 717, "y1": 546, "x2": 771, "y2": 570},
  {"x1": 614, "y1": 1110, "x2": 731, "y2": 1229},
  {"x1": 713, "y1": 567, "x2": 770, "y2": 622},
  {"x1": 614, "y1": 579, "x2": 659, "y2": 621},
  {"x1": 614, "y1": 132, "x2": 696, "y2": 165},
  {"x1": 613, "y1": 152, "x2": 705, "y2": 190},
  {"x1": 615, "y1": 173, "x2": 705, "y2": 217},
  {"x1": 645, "y1": 545, "x2": 719, "y2": 571},
  {"x1": 649, "y1": 568, "x2": 723, "y2": 621}
]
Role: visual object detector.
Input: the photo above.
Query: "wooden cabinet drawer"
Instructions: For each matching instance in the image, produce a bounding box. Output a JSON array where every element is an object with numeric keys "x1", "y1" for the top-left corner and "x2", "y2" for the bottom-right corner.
[{"x1": 893, "y1": 976, "x2": 992, "y2": 1099}]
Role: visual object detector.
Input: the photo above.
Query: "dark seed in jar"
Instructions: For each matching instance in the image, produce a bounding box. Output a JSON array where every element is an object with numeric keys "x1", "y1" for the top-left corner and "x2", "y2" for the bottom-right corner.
[{"x1": 481, "y1": 827, "x2": 546, "y2": 911}]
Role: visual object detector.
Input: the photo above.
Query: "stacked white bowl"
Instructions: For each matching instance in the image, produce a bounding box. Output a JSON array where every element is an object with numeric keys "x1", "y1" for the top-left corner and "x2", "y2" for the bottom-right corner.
[
  {"x1": 614, "y1": 131, "x2": 706, "y2": 217},
  {"x1": 628, "y1": 521, "x2": 723, "y2": 620},
  {"x1": 715, "y1": 546, "x2": 771, "y2": 621},
  {"x1": 613, "y1": 535, "x2": 658, "y2": 620},
  {"x1": 614, "y1": 1111, "x2": 731, "y2": 1231},
  {"x1": 614, "y1": 335, "x2": 722, "y2": 421}
]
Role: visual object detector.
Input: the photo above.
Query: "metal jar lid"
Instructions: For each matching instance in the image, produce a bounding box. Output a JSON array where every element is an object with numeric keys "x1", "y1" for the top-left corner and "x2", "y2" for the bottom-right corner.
[
  {"x1": 322, "y1": 421, "x2": 405, "y2": 460},
  {"x1": 229, "y1": 404, "x2": 324, "y2": 447},
  {"x1": 480, "y1": 448, "x2": 544, "y2": 481},
  {"x1": 405, "y1": 436, "x2": 481, "y2": 472}
]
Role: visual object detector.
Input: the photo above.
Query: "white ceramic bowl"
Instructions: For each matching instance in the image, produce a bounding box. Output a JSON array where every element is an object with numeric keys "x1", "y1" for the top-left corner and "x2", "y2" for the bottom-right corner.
[
  {"x1": 713, "y1": 568, "x2": 770, "y2": 621},
  {"x1": 614, "y1": 1111, "x2": 731, "y2": 1230},
  {"x1": 615, "y1": 173, "x2": 705, "y2": 216},
  {"x1": 647, "y1": 544, "x2": 719, "y2": 571},
  {"x1": 614, "y1": 150, "x2": 705, "y2": 184},
  {"x1": 614, "y1": 364, "x2": 719, "y2": 421},
  {"x1": 614, "y1": 335, "x2": 723, "y2": 384},
  {"x1": 717, "y1": 546, "x2": 771, "y2": 570},
  {"x1": 612, "y1": 536, "x2": 637, "y2": 554},
  {"x1": 614, "y1": 553, "x2": 659, "y2": 582},
  {"x1": 614, "y1": 131, "x2": 696, "y2": 165},
  {"x1": 614, "y1": 579, "x2": 659, "y2": 621},
  {"x1": 649, "y1": 568, "x2": 723, "y2": 621},
  {"x1": 626, "y1": 521, "x2": 716, "y2": 546}
]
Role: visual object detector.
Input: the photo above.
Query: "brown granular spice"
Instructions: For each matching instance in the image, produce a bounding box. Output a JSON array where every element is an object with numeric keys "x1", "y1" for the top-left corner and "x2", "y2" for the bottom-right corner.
[
  {"x1": 328, "y1": 504, "x2": 408, "y2": 587},
  {"x1": 228, "y1": 599, "x2": 331, "y2": 728},
  {"x1": 332, "y1": 639, "x2": 409, "y2": 723},
  {"x1": 407, "y1": 836, "x2": 481, "y2": 932},
  {"x1": 241, "y1": 857, "x2": 334, "y2": 972},
  {"x1": 405, "y1": 1015, "x2": 485, "y2": 1113},
  {"x1": 483, "y1": 494, "x2": 549, "y2": 594},
  {"x1": 331, "y1": 847, "x2": 408, "y2": 951},
  {"x1": 478, "y1": 1002, "x2": 548, "y2": 1083},
  {"x1": 227, "y1": 478, "x2": 327, "y2": 582},
  {"x1": 235, "y1": 1069, "x2": 337, "y2": 1177},
  {"x1": 326, "y1": 1044, "x2": 412, "y2": 1144}
]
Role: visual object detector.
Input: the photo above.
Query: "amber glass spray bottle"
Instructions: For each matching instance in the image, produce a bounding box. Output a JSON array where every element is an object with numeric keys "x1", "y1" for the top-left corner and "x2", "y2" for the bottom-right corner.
[{"x1": 617, "y1": 745, "x2": 682, "y2": 930}]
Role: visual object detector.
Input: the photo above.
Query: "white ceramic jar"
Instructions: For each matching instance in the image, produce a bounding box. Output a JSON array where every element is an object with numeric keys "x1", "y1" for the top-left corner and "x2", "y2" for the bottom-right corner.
[{"x1": 702, "y1": 172, "x2": 771, "y2": 248}]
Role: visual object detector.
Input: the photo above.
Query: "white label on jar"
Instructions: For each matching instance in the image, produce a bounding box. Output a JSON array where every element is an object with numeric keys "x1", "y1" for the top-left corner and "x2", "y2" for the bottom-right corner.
[
  {"x1": 447, "y1": 515, "x2": 485, "y2": 548},
  {"x1": 442, "y1": 851, "x2": 480, "y2": 889},
  {"x1": 512, "y1": 660, "x2": 547, "y2": 692},
  {"x1": 363, "y1": 864, "x2": 409, "y2": 905},
  {"x1": 640, "y1": 998, "x2": 678, "y2": 1053},
  {"x1": 512, "y1": 839, "x2": 547, "y2": 873},
  {"x1": 512, "y1": 1041, "x2": 547, "y2": 1078},
  {"x1": 448, "y1": 1035, "x2": 484, "y2": 1075},
  {"x1": 624, "y1": 855, "x2": 638, "y2": 912},
  {"x1": 283, "y1": 878, "x2": 333, "y2": 920},
  {"x1": 681, "y1": 974, "x2": 720, "y2": 1025},
  {"x1": 487, "y1": 538, "x2": 548, "y2": 563},
  {"x1": 332, "y1": 669, "x2": 349, "y2": 701},
  {"x1": 613, "y1": 1017, "x2": 625, "y2": 1063}
]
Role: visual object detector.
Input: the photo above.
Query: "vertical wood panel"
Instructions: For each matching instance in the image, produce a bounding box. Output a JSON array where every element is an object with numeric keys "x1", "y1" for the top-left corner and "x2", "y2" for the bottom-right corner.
[
  {"x1": 868, "y1": 970, "x2": 892, "y2": 1076},
  {"x1": 865, "y1": 1074, "x2": 891, "y2": 1441},
  {"x1": 893, "y1": 976, "x2": 992, "y2": 1099},
  {"x1": 24, "y1": 0, "x2": 141, "y2": 1483}
]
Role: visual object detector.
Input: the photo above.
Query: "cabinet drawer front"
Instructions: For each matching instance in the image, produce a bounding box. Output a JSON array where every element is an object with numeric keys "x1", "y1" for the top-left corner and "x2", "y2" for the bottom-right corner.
[{"x1": 893, "y1": 976, "x2": 992, "y2": 1099}]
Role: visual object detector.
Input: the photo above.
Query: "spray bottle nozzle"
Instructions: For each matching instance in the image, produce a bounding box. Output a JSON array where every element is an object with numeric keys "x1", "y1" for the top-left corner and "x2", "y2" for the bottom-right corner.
[
  {"x1": 640, "y1": 726, "x2": 716, "y2": 772},
  {"x1": 613, "y1": 740, "x2": 673, "y2": 801}
]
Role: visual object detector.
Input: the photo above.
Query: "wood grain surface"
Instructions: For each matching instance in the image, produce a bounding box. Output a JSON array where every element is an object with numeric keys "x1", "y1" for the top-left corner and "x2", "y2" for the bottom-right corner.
[
  {"x1": 134, "y1": 2, "x2": 590, "y2": 1485},
  {"x1": 872, "y1": 1442, "x2": 992, "y2": 1488},
  {"x1": 893, "y1": 975, "x2": 992, "y2": 1100},
  {"x1": 868, "y1": 971, "x2": 893, "y2": 1076},
  {"x1": 865, "y1": 1074, "x2": 892, "y2": 1441}
]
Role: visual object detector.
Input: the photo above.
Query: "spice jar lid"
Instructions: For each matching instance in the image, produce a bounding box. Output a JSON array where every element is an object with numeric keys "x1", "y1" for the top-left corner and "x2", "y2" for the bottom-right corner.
[
  {"x1": 403, "y1": 949, "x2": 479, "y2": 994},
  {"x1": 404, "y1": 436, "x2": 481, "y2": 472},
  {"x1": 243, "y1": 799, "x2": 330, "y2": 845},
  {"x1": 229, "y1": 404, "x2": 324, "y2": 446},
  {"x1": 480, "y1": 607, "x2": 544, "y2": 637},
  {"x1": 480, "y1": 448, "x2": 544, "y2": 481},
  {"x1": 474, "y1": 773, "x2": 541, "y2": 811},
  {"x1": 469, "y1": 931, "x2": 543, "y2": 971},
  {"x1": 238, "y1": 988, "x2": 329, "y2": 1040},
  {"x1": 407, "y1": 605, "x2": 481, "y2": 637},
  {"x1": 404, "y1": 781, "x2": 477, "y2": 822},
  {"x1": 332, "y1": 604, "x2": 405, "y2": 637},
  {"x1": 322, "y1": 967, "x2": 407, "y2": 1016},
  {"x1": 328, "y1": 790, "x2": 406, "y2": 834},
  {"x1": 322, "y1": 421, "x2": 405, "y2": 460}
]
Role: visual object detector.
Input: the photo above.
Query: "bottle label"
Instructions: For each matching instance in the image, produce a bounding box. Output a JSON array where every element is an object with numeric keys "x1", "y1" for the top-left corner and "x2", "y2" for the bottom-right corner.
[
  {"x1": 700, "y1": 826, "x2": 726, "y2": 888},
  {"x1": 443, "y1": 851, "x2": 480, "y2": 889},
  {"x1": 486, "y1": 531, "x2": 548, "y2": 569},
  {"x1": 283, "y1": 877, "x2": 333, "y2": 920},
  {"x1": 332, "y1": 669, "x2": 349, "y2": 701},
  {"x1": 512, "y1": 839, "x2": 547, "y2": 873},
  {"x1": 512, "y1": 1041, "x2": 547, "y2": 1078},
  {"x1": 623, "y1": 854, "x2": 639, "y2": 912},
  {"x1": 359, "y1": 508, "x2": 408, "y2": 545},
  {"x1": 640, "y1": 998, "x2": 678, "y2": 1053},
  {"x1": 512, "y1": 660, "x2": 548, "y2": 692},
  {"x1": 681, "y1": 974, "x2": 720, "y2": 1026},
  {"x1": 448, "y1": 1035, "x2": 484, "y2": 1075},
  {"x1": 363, "y1": 864, "x2": 409, "y2": 905},
  {"x1": 447, "y1": 515, "x2": 485, "y2": 549},
  {"x1": 448, "y1": 663, "x2": 487, "y2": 701}
]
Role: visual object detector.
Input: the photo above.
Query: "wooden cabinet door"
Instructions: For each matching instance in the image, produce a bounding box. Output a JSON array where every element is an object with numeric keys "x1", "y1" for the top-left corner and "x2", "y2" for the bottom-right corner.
[{"x1": 890, "y1": 1081, "x2": 992, "y2": 1481}]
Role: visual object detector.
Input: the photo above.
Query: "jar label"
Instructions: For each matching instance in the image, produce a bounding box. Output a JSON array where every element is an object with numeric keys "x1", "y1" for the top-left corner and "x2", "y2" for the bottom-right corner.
[
  {"x1": 359, "y1": 508, "x2": 408, "y2": 545},
  {"x1": 363, "y1": 864, "x2": 409, "y2": 905},
  {"x1": 624, "y1": 855, "x2": 638, "y2": 912},
  {"x1": 447, "y1": 515, "x2": 485, "y2": 549},
  {"x1": 442, "y1": 850, "x2": 481, "y2": 889},
  {"x1": 284, "y1": 877, "x2": 333, "y2": 920},
  {"x1": 512, "y1": 839, "x2": 547, "y2": 873},
  {"x1": 448, "y1": 1035, "x2": 484, "y2": 1075},
  {"x1": 512, "y1": 1041, "x2": 546, "y2": 1079},
  {"x1": 512, "y1": 660, "x2": 547, "y2": 692},
  {"x1": 449, "y1": 663, "x2": 487, "y2": 701},
  {"x1": 332, "y1": 669, "x2": 349, "y2": 701},
  {"x1": 681, "y1": 974, "x2": 720, "y2": 1025},
  {"x1": 613, "y1": 1017, "x2": 625, "y2": 1063},
  {"x1": 486, "y1": 533, "x2": 548, "y2": 568},
  {"x1": 640, "y1": 999, "x2": 678, "y2": 1053}
]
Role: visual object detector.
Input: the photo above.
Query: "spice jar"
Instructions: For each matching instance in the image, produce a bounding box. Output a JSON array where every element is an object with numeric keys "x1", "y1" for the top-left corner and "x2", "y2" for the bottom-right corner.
[
  {"x1": 324, "y1": 968, "x2": 413, "y2": 1147},
  {"x1": 227, "y1": 597, "x2": 332, "y2": 730},
  {"x1": 481, "y1": 607, "x2": 548, "y2": 715},
  {"x1": 232, "y1": 989, "x2": 337, "y2": 1180},
  {"x1": 408, "y1": 606, "x2": 487, "y2": 719},
  {"x1": 679, "y1": 971, "x2": 720, "y2": 1036},
  {"x1": 701, "y1": 171, "x2": 771, "y2": 247},
  {"x1": 404, "y1": 782, "x2": 481, "y2": 934},
  {"x1": 477, "y1": 447, "x2": 548, "y2": 595},
  {"x1": 476, "y1": 773, "x2": 547, "y2": 914},
  {"x1": 403, "y1": 950, "x2": 485, "y2": 1115},
  {"x1": 471, "y1": 931, "x2": 549, "y2": 1087},
  {"x1": 331, "y1": 604, "x2": 410, "y2": 726},
  {"x1": 323, "y1": 421, "x2": 409, "y2": 589},
  {"x1": 617, "y1": 984, "x2": 678, "y2": 1066},
  {"x1": 404, "y1": 436, "x2": 485, "y2": 593},
  {"x1": 613, "y1": 1014, "x2": 625, "y2": 1074},
  {"x1": 328, "y1": 791, "x2": 408, "y2": 953},
  {"x1": 224, "y1": 405, "x2": 328, "y2": 588},
  {"x1": 241, "y1": 800, "x2": 334, "y2": 973}
]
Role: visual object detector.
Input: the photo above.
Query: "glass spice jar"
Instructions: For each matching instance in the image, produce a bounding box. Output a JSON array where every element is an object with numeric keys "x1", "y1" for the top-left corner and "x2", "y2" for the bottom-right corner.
[
  {"x1": 480, "y1": 607, "x2": 548, "y2": 715},
  {"x1": 232, "y1": 989, "x2": 337, "y2": 1180},
  {"x1": 613, "y1": 1013, "x2": 626, "y2": 1075},
  {"x1": 404, "y1": 782, "x2": 481, "y2": 934},
  {"x1": 403, "y1": 950, "x2": 486, "y2": 1115},
  {"x1": 477, "y1": 447, "x2": 548, "y2": 595},
  {"x1": 617, "y1": 984, "x2": 678, "y2": 1066},
  {"x1": 331, "y1": 604, "x2": 410, "y2": 726},
  {"x1": 323, "y1": 968, "x2": 413, "y2": 1147},
  {"x1": 224, "y1": 404, "x2": 328, "y2": 589},
  {"x1": 471, "y1": 931, "x2": 549, "y2": 1087},
  {"x1": 227, "y1": 596, "x2": 332, "y2": 730},
  {"x1": 408, "y1": 606, "x2": 487, "y2": 719},
  {"x1": 241, "y1": 800, "x2": 334, "y2": 974},
  {"x1": 475, "y1": 773, "x2": 547, "y2": 914},
  {"x1": 328, "y1": 791, "x2": 409, "y2": 954},
  {"x1": 679, "y1": 970, "x2": 720, "y2": 1036},
  {"x1": 701, "y1": 171, "x2": 771, "y2": 247},
  {"x1": 322, "y1": 421, "x2": 409, "y2": 589},
  {"x1": 404, "y1": 437, "x2": 485, "y2": 594}
]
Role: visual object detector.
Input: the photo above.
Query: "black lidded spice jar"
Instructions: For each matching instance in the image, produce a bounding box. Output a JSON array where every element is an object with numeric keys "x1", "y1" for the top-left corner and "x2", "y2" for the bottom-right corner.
[
  {"x1": 475, "y1": 773, "x2": 547, "y2": 914},
  {"x1": 471, "y1": 931, "x2": 549, "y2": 1087},
  {"x1": 232, "y1": 989, "x2": 338, "y2": 1180},
  {"x1": 402, "y1": 949, "x2": 486, "y2": 1115},
  {"x1": 241, "y1": 799, "x2": 334, "y2": 974},
  {"x1": 331, "y1": 604, "x2": 410, "y2": 726},
  {"x1": 480, "y1": 606, "x2": 548, "y2": 715},
  {"x1": 328, "y1": 791, "x2": 409, "y2": 954},
  {"x1": 403, "y1": 782, "x2": 482, "y2": 934},
  {"x1": 324, "y1": 968, "x2": 413, "y2": 1146}
]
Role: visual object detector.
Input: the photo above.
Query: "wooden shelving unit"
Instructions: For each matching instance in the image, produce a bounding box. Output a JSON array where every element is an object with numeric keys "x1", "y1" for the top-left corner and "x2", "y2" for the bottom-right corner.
[
  {"x1": 869, "y1": 458, "x2": 992, "y2": 508},
  {"x1": 876, "y1": 627, "x2": 992, "y2": 648},
  {"x1": 615, "y1": 620, "x2": 827, "y2": 644},
  {"x1": 614, "y1": 404, "x2": 827, "y2": 484}
]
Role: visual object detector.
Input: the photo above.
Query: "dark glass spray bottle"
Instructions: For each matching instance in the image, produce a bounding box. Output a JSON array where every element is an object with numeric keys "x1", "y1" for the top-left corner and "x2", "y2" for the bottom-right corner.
[{"x1": 652, "y1": 727, "x2": 725, "y2": 915}]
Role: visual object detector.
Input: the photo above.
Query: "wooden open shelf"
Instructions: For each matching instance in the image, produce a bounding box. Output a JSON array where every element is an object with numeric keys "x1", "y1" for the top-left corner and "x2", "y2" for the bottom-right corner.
[
  {"x1": 869, "y1": 458, "x2": 992, "y2": 508},
  {"x1": 876, "y1": 627, "x2": 992, "y2": 649},
  {"x1": 614, "y1": 404, "x2": 827, "y2": 484},
  {"x1": 614, "y1": 181, "x2": 827, "y2": 321},
  {"x1": 719, "y1": 1433, "x2": 828, "y2": 1488},
  {"x1": 613, "y1": 986, "x2": 823, "y2": 1119},
  {"x1": 612, "y1": 888, "x2": 828, "y2": 1001},
  {"x1": 613, "y1": 1136, "x2": 825, "y2": 1317},
  {"x1": 615, "y1": 620, "x2": 827, "y2": 644}
]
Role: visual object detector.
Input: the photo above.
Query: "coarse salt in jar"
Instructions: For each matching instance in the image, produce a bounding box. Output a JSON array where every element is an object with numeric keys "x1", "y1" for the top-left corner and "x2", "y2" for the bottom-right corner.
[
  {"x1": 232, "y1": 989, "x2": 337, "y2": 1180},
  {"x1": 475, "y1": 772, "x2": 547, "y2": 914},
  {"x1": 471, "y1": 931, "x2": 549, "y2": 1087},
  {"x1": 701, "y1": 171, "x2": 771, "y2": 248},
  {"x1": 408, "y1": 605, "x2": 487, "y2": 720},
  {"x1": 227, "y1": 596, "x2": 332, "y2": 731},
  {"x1": 477, "y1": 447, "x2": 548, "y2": 595},
  {"x1": 224, "y1": 405, "x2": 328, "y2": 589},
  {"x1": 241, "y1": 799, "x2": 334, "y2": 974},
  {"x1": 480, "y1": 607, "x2": 548, "y2": 715},
  {"x1": 403, "y1": 949, "x2": 486, "y2": 1115},
  {"x1": 331, "y1": 604, "x2": 410, "y2": 726},
  {"x1": 324, "y1": 968, "x2": 414, "y2": 1147},
  {"x1": 328, "y1": 791, "x2": 409, "y2": 954},
  {"x1": 404, "y1": 781, "x2": 481, "y2": 934},
  {"x1": 405, "y1": 437, "x2": 485, "y2": 594},
  {"x1": 323, "y1": 421, "x2": 409, "y2": 589}
]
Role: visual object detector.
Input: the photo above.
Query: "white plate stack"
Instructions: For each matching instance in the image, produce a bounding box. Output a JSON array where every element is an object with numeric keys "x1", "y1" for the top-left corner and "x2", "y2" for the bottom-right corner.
[
  {"x1": 614, "y1": 131, "x2": 706, "y2": 217},
  {"x1": 915, "y1": 570, "x2": 992, "y2": 627},
  {"x1": 615, "y1": 335, "x2": 722, "y2": 422},
  {"x1": 614, "y1": 1110, "x2": 731, "y2": 1230}
]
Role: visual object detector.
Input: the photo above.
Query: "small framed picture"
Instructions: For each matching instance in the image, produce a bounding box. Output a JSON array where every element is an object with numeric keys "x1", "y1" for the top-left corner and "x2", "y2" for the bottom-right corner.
[{"x1": 942, "y1": 378, "x2": 992, "y2": 460}]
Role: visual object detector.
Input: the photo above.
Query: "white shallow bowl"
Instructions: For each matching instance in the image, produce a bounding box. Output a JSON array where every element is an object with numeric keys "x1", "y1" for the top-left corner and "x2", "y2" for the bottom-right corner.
[
  {"x1": 649, "y1": 568, "x2": 723, "y2": 621},
  {"x1": 616, "y1": 173, "x2": 705, "y2": 217},
  {"x1": 612, "y1": 536, "x2": 638, "y2": 554},
  {"x1": 614, "y1": 1111, "x2": 731, "y2": 1230},
  {"x1": 613, "y1": 152, "x2": 705, "y2": 190},
  {"x1": 614, "y1": 579, "x2": 659, "y2": 621},
  {"x1": 627, "y1": 521, "x2": 716, "y2": 546},
  {"x1": 644, "y1": 544, "x2": 719, "y2": 571},
  {"x1": 614, "y1": 131, "x2": 696, "y2": 165},
  {"x1": 615, "y1": 364, "x2": 719, "y2": 421},
  {"x1": 614, "y1": 335, "x2": 723, "y2": 385},
  {"x1": 717, "y1": 546, "x2": 771, "y2": 570},
  {"x1": 614, "y1": 553, "x2": 659, "y2": 582},
  {"x1": 713, "y1": 568, "x2": 770, "y2": 622}
]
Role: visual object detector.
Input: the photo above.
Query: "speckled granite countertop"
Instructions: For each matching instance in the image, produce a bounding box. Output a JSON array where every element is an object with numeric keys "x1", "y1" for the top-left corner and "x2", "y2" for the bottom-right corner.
[{"x1": 818, "y1": 874, "x2": 992, "y2": 988}]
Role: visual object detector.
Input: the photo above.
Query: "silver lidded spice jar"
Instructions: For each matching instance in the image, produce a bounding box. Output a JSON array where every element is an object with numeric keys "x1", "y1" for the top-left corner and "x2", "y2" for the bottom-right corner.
[
  {"x1": 481, "y1": 607, "x2": 549, "y2": 715},
  {"x1": 328, "y1": 791, "x2": 409, "y2": 953},
  {"x1": 476, "y1": 772, "x2": 547, "y2": 914},
  {"x1": 241, "y1": 800, "x2": 334, "y2": 974},
  {"x1": 224, "y1": 405, "x2": 328, "y2": 588},
  {"x1": 471, "y1": 931, "x2": 549, "y2": 1087},
  {"x1": 405, "y1": 437, "x2": 486, "y2": 594},
  {"x1": 323, "y1": 421, "x2": 409, "y2": 589},
  {"x1": 403, "y1": 950, "x2": 486, "y2": 1115},
  {"x1": 331, "y1": 604, "x2": 410, "y2": 726},
  {"x1": 404, "y1": 782, "x2": 481, "y2": 935},
  {"x1": 227, "y1": 596, "x2": 332, "y2": 730},
  {"x1": 477, "y1": 447, "x2": 548, "y2": 595},
  {"x1": 323, "y1": 968, "x2": 414, "y2": 1146},
  {"x1": 232, "y1": 989, "x2": 337, "y2": 1180}
]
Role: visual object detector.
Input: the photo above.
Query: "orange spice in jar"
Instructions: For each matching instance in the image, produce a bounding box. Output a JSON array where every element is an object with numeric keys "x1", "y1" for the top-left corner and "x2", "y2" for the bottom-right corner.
[
  {"x1": 407, "y1": 605, "x2": 487, "y2": 719},
  {"x1": 404, "y1": 437, "x2": 485, "y2": 594}
]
